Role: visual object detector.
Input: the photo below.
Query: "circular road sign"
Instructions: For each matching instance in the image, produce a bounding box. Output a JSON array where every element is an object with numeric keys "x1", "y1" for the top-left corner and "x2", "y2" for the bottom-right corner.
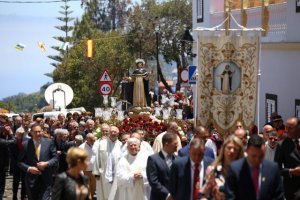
[
  {"x1": 180, "y1": 68, "x2": 189, "y2": 83},
  {"x1": 99, "y1": 83, "x2": 112, "y2": 96}
]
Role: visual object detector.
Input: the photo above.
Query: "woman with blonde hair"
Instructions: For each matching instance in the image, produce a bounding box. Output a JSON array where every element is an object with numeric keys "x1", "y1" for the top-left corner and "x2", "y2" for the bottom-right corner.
[
  {"x1": 200, "y1": 135, "x2": 244, "y2": 200},
  {"x1": 52, "y1": 147, "x2": 89, "y2": 200}
]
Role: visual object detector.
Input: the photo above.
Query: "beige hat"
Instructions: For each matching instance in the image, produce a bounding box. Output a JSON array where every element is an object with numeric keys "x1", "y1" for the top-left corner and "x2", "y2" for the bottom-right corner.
[{"x1": 135, "y1": 58, "x2": 145, "y2": 65}]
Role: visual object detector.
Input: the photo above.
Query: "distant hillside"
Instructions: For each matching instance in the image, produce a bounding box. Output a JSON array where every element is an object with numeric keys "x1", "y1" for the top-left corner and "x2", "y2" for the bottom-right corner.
[{"x1": 1, "y1": 83, "x2": 51, "y2": 113}]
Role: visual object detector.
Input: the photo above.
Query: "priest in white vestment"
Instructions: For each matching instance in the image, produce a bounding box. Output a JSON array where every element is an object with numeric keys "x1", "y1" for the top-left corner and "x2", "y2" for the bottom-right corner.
[
  {"x1": 93, "y1": 126, "x2": 122, "y2": 200},
  {"x1": 93, "y1": 123, "x2": 110, "y2": 200},
  {"x1": 136, "y1": 128, "x2": 155, "y2": 155},
  {"x1": 121, "y1": 131, "x2": 154, "y2": 157},
  {"x1": 116, "y1": 137, "x2": 150, "y2": 200}
]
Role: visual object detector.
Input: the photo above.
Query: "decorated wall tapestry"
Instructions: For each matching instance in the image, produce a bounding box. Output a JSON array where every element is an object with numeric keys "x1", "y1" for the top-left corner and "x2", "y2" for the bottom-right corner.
[{"x1": 196, "y1": 31, "x2": 260, "y2": 133}]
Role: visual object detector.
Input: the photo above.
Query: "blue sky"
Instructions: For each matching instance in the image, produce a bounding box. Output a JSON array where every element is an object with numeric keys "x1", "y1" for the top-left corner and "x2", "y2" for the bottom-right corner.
[{"x1": 0, "y1": 0, "x2": 84, "y2": 100}]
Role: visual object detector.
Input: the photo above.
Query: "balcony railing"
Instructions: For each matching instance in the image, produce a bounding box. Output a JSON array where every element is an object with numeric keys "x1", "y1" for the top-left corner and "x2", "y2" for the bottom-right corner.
[{"x1": 209, "y1": 2, "x2": 287, "y2": 42}]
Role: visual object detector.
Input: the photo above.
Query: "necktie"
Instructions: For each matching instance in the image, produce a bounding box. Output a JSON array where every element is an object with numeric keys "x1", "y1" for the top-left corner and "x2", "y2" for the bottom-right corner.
[
  {"x1": 17, "y1": 139, "x2": 22, "y2": 151},
  {"x1": 193, "y1": 163, "x2": 200, "y2": 200},
  {"x1": 166, "y1": 154, "x2": 173, "y2": 169},
  {"x1": 252, "y1": 167, "x2": 259, "y2": 197},
  {"x1": 35, "y1": 141, "x2": 40, "y2": 160}
]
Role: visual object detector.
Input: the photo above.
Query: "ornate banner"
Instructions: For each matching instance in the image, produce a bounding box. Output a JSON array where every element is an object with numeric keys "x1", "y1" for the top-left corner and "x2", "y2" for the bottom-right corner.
[{"x1": 196, "y1": 31, "x2": 260, "y2": 133}]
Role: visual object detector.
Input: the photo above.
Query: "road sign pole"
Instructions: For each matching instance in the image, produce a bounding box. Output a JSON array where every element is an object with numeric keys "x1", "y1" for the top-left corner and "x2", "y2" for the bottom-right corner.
[{"x1": 98, "y1": 69, "x2": 113, "y2": 97}]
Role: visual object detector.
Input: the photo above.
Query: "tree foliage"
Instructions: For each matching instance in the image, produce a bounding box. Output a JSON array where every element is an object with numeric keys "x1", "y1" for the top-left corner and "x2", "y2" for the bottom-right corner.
[
  {"x1": 73, "y1": 13, "x2": 97, "y2": 41},
  {"x1": 48, "y1": 0, "x2": 74, "y2": 71},
  {"x1": 79, "y1": 0, "x2": 132, "y2": 32},
  {"x1": 53, "y1": 0, "x2": 192, "y2": 109},
  {"x1": 126, "y1": 0, "x2": 192, "y2": 91},
  {"x1": 53, "y1": 31, "x2": 134, "y2": 110},
  {"x1": 2, "y1": 0, "x2": 193, "y2": 113},
  {"x1": 1, "y1": 83, "x2": 49, "y2": 113},
  {"x1": 158, "y1": 0, "x2": 192, "y2": 89}
]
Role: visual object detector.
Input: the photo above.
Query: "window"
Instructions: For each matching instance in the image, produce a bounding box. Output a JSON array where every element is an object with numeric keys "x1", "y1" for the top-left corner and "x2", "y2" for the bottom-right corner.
[
  {"x1": 297, "y1": 0, "x2": 300, "y2": 13},
  {"x1": 265, "y1": 93, "x2": 277, "y2": 123},
  {"x1": 295, "y1": 99, "x2": 300, "y2": 118},
  {"x1": 197, "y1": 0, "x2": 204, "y2": 23}
]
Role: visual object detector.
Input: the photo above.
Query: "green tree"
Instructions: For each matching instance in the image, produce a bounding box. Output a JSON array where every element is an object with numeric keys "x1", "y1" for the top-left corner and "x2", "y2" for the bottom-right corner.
[
  {"x1": 0, "y1": 101, "x2": 9, "y2": 111},
  {"x1": 73, "y1": 13, "x2": 96, "y2": 41},
  {"x1": 2, "y1": 89, "x2": 47, "y2": 113},
  {"x1": 48, "y1": 0, "x2": 74, "y2": 71},
  {"x1": 53, "y1": 31, "x2": 134, "y2": 110},
  {"x1": 53, "y1": 0, "x2": 192, "y2": 111},
  {"x1": 159, "y1": 0, "x2": 192, "y2": 90},
  {"x1": 127, "y1": 0, "x2": 192, "y2": 92},
  {"x1": 79, "y1": 0, "x2": 131, "y2": 32}
]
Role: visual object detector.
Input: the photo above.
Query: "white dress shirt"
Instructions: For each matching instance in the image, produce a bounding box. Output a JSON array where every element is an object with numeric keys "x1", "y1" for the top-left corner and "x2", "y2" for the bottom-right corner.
[
  {"x1": 79, "y1": 142, "x2": 95, "y2": 171},
  {"x1": 264, "y1": 142, "x2": 277, "y2": 161},
  {"x1": 161, "y1": 150, "x2": 174, "y2": 168}
]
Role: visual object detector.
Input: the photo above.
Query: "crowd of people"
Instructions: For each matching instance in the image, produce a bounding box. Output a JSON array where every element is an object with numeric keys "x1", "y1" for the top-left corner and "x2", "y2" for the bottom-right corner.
[{"x1": 0, "y1": 111, "x2": 299, "y2": 200}]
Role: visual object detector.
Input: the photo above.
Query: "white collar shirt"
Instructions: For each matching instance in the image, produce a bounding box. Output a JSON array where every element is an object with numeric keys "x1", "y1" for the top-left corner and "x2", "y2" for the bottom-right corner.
[{"x1": 79, "y1": 142, "x2": 94, "y2": 171}]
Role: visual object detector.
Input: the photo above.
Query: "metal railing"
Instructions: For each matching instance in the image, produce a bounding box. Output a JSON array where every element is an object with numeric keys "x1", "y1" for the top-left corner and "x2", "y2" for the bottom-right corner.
[{"x1": 209, "y1": 2, "x2": 287, "y2": 42}]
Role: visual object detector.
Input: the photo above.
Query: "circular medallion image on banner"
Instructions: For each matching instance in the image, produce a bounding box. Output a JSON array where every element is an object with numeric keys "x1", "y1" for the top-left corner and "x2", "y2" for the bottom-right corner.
[{"x1": 213, "y1": 61, "x2": 241, "y2": 94}]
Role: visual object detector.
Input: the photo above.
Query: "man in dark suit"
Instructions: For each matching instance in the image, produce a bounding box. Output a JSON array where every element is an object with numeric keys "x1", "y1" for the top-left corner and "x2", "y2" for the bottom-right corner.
[
  {"x1": 53, "y1": 128, "x2": 74, "y2": 173},
  {"x1": 0, "y1": 123, "x2": 16, "y2": 200},
  {"x1": 10, "y1": 127, "x2": 28, "y2": 200},
  {"x1": 19, "y1": 124, "x2": 58, "y2": 200},
  {"x1": 275, "y1": 117, "x2": 300, "y2": 200},
  {"x1": 146, "y1": 132, "x2": 178, "y2": 200},
  {"x1": 225, "y1": 135, "x2": 284, "y2": 200},
  {"x1": 169, "y1": 138, "x2": 213, "y2": 200},
  {"x1": 178, "y1": 126, "x2": 215, "y2": 159}
]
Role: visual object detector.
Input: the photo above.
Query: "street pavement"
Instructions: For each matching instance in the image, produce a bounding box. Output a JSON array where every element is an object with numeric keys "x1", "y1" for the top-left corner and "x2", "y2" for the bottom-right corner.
[{"x1": 3, "y1": 175, "x2": 14, "y2": 200}]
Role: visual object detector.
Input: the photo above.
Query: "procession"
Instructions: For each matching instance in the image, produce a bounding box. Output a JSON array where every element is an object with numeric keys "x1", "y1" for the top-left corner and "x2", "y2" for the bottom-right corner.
[
  {"x1": 1, "y1": 91, "x2": 299, "y2": 200},
  {"x1": 1, "y1": 0, "x2": 300, "y2": 200}
]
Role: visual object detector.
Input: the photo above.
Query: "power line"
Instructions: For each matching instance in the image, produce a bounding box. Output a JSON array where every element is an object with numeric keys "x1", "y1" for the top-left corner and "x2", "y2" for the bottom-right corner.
[{"x1": 0, "y1": 0, "x2": 80, "y2": 3}]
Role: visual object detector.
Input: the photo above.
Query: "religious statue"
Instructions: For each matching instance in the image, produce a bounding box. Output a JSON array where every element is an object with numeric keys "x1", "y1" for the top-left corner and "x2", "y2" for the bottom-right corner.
[
  {"x1": 124, "y1": 59, "x2": 150, "y2": 109},
  {"x1": 219, "y1": 64, "x2": 235, "y2": 94}
]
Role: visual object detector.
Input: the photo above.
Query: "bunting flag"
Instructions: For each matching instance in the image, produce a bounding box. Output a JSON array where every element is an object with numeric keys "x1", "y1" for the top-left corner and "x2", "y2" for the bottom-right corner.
[
  {"x1": 60, "y1": 42, "x2": 69, "y2": 50},
  {"x1": 15, "y1": 43, "x2": 26, "y2": 51},
  {"x1": 86, "y1": 39, "x2": 93, "y2": 58},
  {"x1": 196, "y1": 30, "x2": 260, "y2": 133},
  {"x1": 37, "y1": 42, "x2": 46, "y2": 52}
]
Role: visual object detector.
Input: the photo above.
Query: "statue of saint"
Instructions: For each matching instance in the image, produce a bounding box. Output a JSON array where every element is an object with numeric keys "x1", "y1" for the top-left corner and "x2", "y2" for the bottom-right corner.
[
  {"x1": 125, "y1": 59, "x2": 150, "y2": 108},
  {"x1": 219, "y1": 64, "x2": 235, "y2": 94}
]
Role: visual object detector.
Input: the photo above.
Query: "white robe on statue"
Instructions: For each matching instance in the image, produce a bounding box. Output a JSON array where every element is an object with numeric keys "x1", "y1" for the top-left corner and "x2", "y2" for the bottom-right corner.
[
  {"x1": 93, "y1": 138, "x2": 122, "y2": 200},
  {"x1": 115, "y1": 153, "x2": 150, "y2": 200}
]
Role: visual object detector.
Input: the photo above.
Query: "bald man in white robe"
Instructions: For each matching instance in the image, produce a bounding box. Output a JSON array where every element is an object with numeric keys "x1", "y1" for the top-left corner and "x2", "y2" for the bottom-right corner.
[
  {"x1": 93, "y1": 126, "x2": 122, "y2": 200},
  {"x1": 115, "y1": 138, "x2": 150, "y2": 200}
]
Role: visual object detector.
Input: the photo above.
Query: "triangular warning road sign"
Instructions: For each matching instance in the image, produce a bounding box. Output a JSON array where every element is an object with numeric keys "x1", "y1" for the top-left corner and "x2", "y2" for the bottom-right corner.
[{"x1": 99, "y1": 69, "x2": 112, "y2": 82}]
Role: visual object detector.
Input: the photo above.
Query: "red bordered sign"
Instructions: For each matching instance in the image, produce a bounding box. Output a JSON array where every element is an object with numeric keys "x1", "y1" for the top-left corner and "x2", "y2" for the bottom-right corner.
[
  {"x1": 98, "y1": 82, "x2": 112, "y2": 96},
  {"x1": 180, "y1": 68, "x2": 189, "y2": 83},
  {"x1": 99, "y1": 69, "x2": 112, "y2": 82}
]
